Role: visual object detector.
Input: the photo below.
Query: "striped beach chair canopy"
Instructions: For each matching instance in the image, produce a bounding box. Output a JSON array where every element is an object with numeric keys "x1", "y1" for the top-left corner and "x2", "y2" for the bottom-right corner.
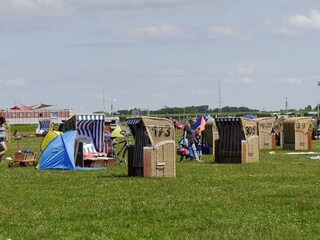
[
  {"x1": 76, "y1": 114, "x2": 105, "y2": 152},
  {"x1": 36, "y1": 118, "x2": 51, "y2": 134}
]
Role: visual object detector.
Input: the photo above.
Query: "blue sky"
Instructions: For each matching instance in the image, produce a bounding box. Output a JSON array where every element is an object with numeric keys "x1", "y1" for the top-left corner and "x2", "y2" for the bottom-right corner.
[{"x1": 0, "y1": 0, "x2": 320, "y2": 113}]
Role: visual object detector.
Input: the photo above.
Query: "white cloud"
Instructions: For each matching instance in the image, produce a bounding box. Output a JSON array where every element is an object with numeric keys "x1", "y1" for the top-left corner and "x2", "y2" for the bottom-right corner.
[
  {"x1": 207, "y1": 26, "x2": 238, "y2": 37},
  {"x1": 0, "y1": 0, "x2": 213, "y2": 18},
  {"x1": 0, "y1": 0, "x2": 74, "y2": 32},
  {"x1": 69, "y1": 0, "x2": 215, "y2": 14},
  {"x1": 226, "y1": 65, "x2": 257, "y2": 77},
  {"x1": 220, "y1": 65, "x2": 259, "y2": 86},
  {"x1": 282, "y1": 77, "x2": 304, "y2": 85},
  {"x1": 236, "y1": 67, "x2": 255, "y2": 75},
  {"x1": 241, "y1": 77, "x2": 256, "y2": 85},
  {"x1": 2, "y1": 78, "x2": 26, "y2": 87},
  {"x1": 273, "y1": 26, "x2": 296, "y2": 36},
  {"x1": 102, "y1": 25, "x2": 190, "y2": 39},
  {"x1": 99, "y1": 24, "x2": 253, "y2": 43},
  {"x1": 157, "y1": 70, "x2": 189, "y2": 83},
  {"x1": 0, "y1": 0, "x2": 70, "y2": 17},
  {"x1": 269, "y1": 9, "x2": 320, "y2": 36},
  {"x1": 222, "y1": 77, "x2": 256, "y2": 85},
  {"x1": 206, "y1": 25, "x2": 252, "y2": 42},
  {"x1": 160, "y1": 69, "x2": 188, "y2": 77},
  {"x1": 288, "y1": 9, "x2": 320, "y2": 29},
  {"x1": 74, "y1": 0, "x2": 196, "y2": 8}
]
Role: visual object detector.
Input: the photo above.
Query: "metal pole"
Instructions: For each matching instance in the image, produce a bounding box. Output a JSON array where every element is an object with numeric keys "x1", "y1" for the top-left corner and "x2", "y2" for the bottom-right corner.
[
  {"x1": 285, "y1": 97, "x2": 288, "y2": 115},
  {"x1": 109, "y1": 99, "x2": 113, "y2": 117},
  {"x1": 218, "y1": 78, "x2": 221, "y2": 116},
  {"x1": 111, "y1": 100, "x2": 113, "y2": 117},
  {"x1": 317, "y1": 80, "x2": 319, "y2": 119},
  {"x1": 103, "y1": 91, "x2": 106, "y2": 114},
  {"x1": 109, "y1": 99, "x2": 116, "y2": 117}
]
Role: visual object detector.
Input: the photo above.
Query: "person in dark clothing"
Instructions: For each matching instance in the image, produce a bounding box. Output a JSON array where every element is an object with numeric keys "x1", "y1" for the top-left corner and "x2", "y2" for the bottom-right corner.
[{"x1": 182, "y1": 118, "x2": 202, "y2": 162}]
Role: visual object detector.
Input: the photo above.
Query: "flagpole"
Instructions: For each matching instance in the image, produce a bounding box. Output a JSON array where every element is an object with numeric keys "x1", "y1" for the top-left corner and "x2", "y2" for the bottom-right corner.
[
  {"x1": 218, "y1": 78, "x2": 221, "y2": 116},
  {"x1": 317, "y1": 79, "x2": 320, "y2": 121}
]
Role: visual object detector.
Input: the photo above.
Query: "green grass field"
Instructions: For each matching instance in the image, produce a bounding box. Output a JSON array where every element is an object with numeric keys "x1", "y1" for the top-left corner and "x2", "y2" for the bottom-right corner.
[{"x1": 0, "y1": 126, "x2": 320, "y2": 239}]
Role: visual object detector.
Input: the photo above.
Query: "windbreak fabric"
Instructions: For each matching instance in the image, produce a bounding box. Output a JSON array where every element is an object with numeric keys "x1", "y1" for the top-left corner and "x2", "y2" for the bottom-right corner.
[
  {"x1": 40, "y1": 130, "x2": 62, "y2": 152},
  {"x1": 39, "y1": 131, "x2": 76, "y2": 170},
  {"x1": 192, "y1": 116, "x2": 206, "y2": 132}
]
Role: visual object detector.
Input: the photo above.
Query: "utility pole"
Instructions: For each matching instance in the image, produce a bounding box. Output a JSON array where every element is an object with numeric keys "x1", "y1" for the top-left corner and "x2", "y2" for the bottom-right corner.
[
  {"x1": 218, "y1": 78, "x2": 221, "y2": 116},
  {"x1": 102, "y1": 91, "x2": 106, "y2": 114},
  {"x1": 109, "y1": 98, "x2": 116, "y2": 117},
  {"x1": 317, "y1": 79, "x2": 319, "y2": 119}
]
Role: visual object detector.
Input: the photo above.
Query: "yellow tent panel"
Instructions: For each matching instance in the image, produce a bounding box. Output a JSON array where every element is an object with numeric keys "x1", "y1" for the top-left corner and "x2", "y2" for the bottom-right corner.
[
  {"x1": 112, "y1": 125, "x2": 124, "y2": 138},
  {"x1": 40, "y1": 130, "x2": 62, "y2": 152}
]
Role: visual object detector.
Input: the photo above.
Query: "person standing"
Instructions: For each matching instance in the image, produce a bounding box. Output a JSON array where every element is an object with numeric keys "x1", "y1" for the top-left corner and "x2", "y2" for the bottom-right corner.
[
  {"x1": 0, "y1": 117, "x2": 8, "y2": 162},
  {"x1": 194, "y1": 129, "x2": 202, "y2": 160},
  {"x1": 183, "y1": 118, "x2": 202, "y2": 162}
]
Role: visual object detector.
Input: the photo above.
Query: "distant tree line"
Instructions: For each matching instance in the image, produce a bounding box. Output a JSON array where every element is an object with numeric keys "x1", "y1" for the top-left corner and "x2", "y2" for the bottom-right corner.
[
  {"x1": 116, "y1": 104, "x2": 320, "y2": 116},
  {"x1": 280, "y1": 104, "x2": 320, "y2": 112},
  {"x1": 118, "y1": 105, "x2": 259, "y2": 115},
  {"x1": 111, "y1": 104, "x2": 320, "y2": 122}
]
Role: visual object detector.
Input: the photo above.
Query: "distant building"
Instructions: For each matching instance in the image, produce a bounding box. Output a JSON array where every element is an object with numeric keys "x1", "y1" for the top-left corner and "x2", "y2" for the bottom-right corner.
[{"x1": 0, "y1": 103, "x2": 75, "y2": 125}]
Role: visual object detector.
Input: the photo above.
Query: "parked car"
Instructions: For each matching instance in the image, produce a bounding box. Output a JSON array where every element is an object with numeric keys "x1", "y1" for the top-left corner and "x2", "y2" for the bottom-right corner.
[{"x1": 173, "y1": 120, "x2": 184, "y2": 130}]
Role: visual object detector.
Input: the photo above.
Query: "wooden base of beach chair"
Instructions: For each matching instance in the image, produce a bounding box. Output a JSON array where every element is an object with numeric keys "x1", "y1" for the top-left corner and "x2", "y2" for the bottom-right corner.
[
  {"x1": 35, "y1": 134, "x2": 46, "y2": 137},
  {"x1": 84, "y1": 157, "x2": 117, "y2": 168}
]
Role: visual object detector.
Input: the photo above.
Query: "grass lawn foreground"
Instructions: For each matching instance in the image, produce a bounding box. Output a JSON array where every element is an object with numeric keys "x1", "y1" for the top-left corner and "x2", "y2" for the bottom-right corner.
[{"x1": 0, "y1": 126, "x2": 320, "y2": 239}]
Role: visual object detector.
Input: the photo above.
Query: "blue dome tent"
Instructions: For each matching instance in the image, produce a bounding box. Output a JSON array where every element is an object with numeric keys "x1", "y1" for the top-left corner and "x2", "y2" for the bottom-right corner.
[{"x1": 39, "y1": 130, "x2": 76, "y2": 170}]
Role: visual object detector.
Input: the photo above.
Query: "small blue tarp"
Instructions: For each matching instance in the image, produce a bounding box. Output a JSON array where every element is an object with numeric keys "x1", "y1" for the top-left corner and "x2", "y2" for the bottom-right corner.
[{"x1": 243, "y1": 114, "x2": 256, "y2": 119}]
